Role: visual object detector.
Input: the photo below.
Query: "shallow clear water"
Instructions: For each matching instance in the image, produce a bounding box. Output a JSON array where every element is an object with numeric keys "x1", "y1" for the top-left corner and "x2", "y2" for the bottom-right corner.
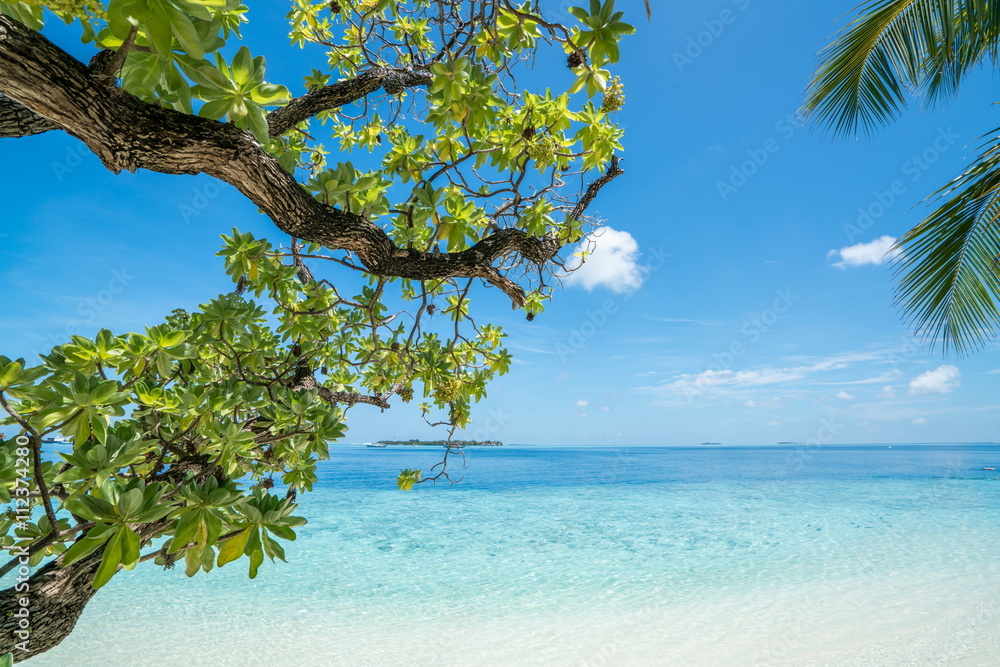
[{"x1": 21, "y1": 444, "x2": 1000, "y2": 665}]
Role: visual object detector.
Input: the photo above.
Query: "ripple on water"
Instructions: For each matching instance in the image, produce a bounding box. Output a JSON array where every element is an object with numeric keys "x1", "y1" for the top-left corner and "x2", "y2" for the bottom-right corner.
[{"x1": 20, "y1": 446, "x2": 1000, "y2": 666}]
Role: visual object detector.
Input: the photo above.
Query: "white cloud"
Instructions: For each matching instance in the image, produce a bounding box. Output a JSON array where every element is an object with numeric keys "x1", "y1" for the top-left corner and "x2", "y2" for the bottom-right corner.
[
  {"x1": 909, "y1": 365, "x2": 961, "y2": 395},
  {"x1": 743, "y1": 397, "x2": 784, "y2": 408},
  {"x1": 564, "y1": 228, "x2": 645, "y2": 293},
  {"x1": 880, "y1": 385, "x2": 896, "y2": 398},
  {"x1": 988, "y1": 369, "x2": 1000, "y2": 375},
  {"x1": 667, "y1": 361, "x2": 845, "y2": 396},
  {"x1": 573, "y1": 399, "x2": 589, "y2": 408},
  {"x1": 912, "y1": 418, "x2": 927, "y2": 426},
  {"x1": 829, "y1": 236, "x2": 900, "y2": 269},
  {"x1": 836, "y1": 390, "x2": 855, "y2": 400},
  {"x1": 676, "y1": 368, "x2": 802, "y2": 391},
  {"x1": 765, "y1": 420, "x2": 782, "y2": 426}
]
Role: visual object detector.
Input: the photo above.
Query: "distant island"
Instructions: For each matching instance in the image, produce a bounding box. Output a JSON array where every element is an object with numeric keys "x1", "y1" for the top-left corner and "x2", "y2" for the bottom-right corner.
[{"x1": 374, "y1": 439, "x2": 503, "y2": 447}]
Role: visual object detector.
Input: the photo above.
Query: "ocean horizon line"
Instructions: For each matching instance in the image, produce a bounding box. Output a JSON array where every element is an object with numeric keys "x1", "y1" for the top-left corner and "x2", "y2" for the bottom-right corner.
[{"x1": 341, "y1": 440, "x2": 999, "y2": 448}]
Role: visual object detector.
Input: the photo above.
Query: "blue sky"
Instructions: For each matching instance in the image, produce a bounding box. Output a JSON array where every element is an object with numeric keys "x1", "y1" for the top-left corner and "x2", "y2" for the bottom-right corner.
[{"x1": 2, "y1": 0, "x2": 999, "y2": 445}]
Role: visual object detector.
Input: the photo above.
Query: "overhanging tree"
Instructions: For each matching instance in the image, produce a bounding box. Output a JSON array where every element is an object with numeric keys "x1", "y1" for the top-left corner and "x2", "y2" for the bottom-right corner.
[
  {"x1": 0, "y1": 0, "x2": 633, "y2": 658},
  {"x1": 806, "y1": 0, "x2": 1000, "y2": 354}
]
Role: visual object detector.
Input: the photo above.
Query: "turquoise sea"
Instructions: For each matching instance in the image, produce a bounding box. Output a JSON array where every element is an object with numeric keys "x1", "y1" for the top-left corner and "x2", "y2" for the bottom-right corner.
[{"x1": 23, "y1": 444, "x2": 1000, "y2": 666}]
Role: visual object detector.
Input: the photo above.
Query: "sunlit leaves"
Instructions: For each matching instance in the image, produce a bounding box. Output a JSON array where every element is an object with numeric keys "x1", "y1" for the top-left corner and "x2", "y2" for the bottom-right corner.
[
  {"x1": 396, "y1": 468, "x2": 422, "y2": 491},
  {"x1": 213, "y1": 488, "x2": 305, "y2": 578},
  {"x1": 60, "y1": 480, "x2": 172, "y2": 588},
  {"x1": 307, "y1": 162, "x2": 392, "y2": 219},
  {"x1": 179, "y1": 46, "x2": 289, "y2": 141},
  {"x1": 568, "y1": 0, "x2": 635, "y2": 66},
  {"x1": 2, "y1": 0, "x2": 634, "y2": 594}
]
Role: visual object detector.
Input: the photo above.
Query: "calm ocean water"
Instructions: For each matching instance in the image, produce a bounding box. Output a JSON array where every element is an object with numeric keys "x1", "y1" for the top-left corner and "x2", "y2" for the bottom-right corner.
[{"x1": 23, "y1": 444, "x2": 1000, "y2": 666}]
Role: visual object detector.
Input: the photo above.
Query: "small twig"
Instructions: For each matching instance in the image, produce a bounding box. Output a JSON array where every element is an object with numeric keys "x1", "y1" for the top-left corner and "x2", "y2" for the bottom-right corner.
[
  {"x1": 0, "y1": 521, "x2": 95, "y2": 579},
  {"x1": 103, "y1": 25, "x2": 139, "y2": 80}
]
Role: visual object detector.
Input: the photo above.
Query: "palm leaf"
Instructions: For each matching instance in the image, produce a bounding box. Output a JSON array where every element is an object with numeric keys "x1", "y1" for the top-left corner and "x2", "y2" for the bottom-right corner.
[
  {"x1": 805, "y1": 0, "x2": 1000, "y2": 137},
  {"x1": 895, "y1": 129, "x2": 1000, "y2": 354}
]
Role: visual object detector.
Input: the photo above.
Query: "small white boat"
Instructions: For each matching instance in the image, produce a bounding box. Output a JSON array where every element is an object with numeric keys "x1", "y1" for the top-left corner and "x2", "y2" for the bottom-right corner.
[
  {"x1": 365, "y1": 442, "x2": 388, "y2": 448},
  {"x1": 42, "y1": 435, "x2": 72, "y2": 445}
]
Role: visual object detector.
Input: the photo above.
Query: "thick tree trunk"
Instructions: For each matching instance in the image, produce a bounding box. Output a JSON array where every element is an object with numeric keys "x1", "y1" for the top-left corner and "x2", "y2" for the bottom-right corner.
[{"x1": 0, "y1": 553, "x2": 101, "y2": 662}]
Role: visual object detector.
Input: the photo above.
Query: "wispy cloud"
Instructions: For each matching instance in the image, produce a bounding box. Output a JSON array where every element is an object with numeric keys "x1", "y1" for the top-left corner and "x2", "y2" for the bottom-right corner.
[
  {"x1": 644, "y1": 316, "x2": 723, "y2": 326},
  {"x1": 620, "y1": 336, "x2": 674, "y2": 345},
  {"x1": 505, "y1": 341, "x2": 556, "y2": 355},
  {"x1": 649, "y1": 361, "x2": 849, "y2": 403},
  {"x1": 743, "y1": 397, "x2": 784, "y2": 408},
  {"x1": 813, "y1": 371, "x2": 903, "y2": 386},
  {"x1": 828, "y1": 235, "x2": 901, "y2": 269}
]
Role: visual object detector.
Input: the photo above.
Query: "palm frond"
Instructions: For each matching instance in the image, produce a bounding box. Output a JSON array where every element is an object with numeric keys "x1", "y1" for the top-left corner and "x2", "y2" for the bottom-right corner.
[
  {"x1": 805, "y1": 0, "x2": 1000, "y2": 137},
  {"x1": 895, "y1": 129, "x2": 1000, "y2": 354},
  {"x1": 923, "y1": 0, "x2": 1000, "y2": 104}
]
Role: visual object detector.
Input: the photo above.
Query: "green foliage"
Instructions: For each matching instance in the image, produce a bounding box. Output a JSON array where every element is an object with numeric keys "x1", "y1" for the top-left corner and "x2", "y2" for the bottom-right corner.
[
  {"x1": 0, "y1": 0, "x2": 634, "y2": 593},
  {"x1": 894, "y1": 131, "x2": 1000, "y2": 354},
  {"x1": 806, "y1": 1, "x2": 1000, "y2": 352},
  {"x1": 396, "y1": 468, "x2": 422, "y2": 491}
]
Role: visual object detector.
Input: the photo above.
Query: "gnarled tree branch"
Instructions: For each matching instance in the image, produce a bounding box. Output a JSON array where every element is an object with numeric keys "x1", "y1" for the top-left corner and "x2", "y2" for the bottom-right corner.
[
  {"x1": 267, "y1": 66, "x2": 432, "y2": 136},
  {"x1": 0, "y1": 15, "x2": 621, "y2": 307}
]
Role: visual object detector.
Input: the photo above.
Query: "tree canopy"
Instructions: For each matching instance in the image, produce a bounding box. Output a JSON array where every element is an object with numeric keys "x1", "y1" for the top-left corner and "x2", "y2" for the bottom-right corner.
[
  {"x1": 0, "y1": 0, "x2": 633, "y2": 659},
  {"x1": 806, "y1": 0, "x2": 1000, "y2": 355}
]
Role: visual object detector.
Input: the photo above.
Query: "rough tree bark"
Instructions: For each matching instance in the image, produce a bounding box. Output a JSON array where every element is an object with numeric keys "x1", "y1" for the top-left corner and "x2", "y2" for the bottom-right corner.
[
  {"x1": 0, "y1": 94, "x2": 60, "y2": 137},
  {"x1": 0, "y1": 15, "x2": 620, "y2": 306},
  {"x1": 0, "y1": 553, "x2": 102, "y2": 661}
]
